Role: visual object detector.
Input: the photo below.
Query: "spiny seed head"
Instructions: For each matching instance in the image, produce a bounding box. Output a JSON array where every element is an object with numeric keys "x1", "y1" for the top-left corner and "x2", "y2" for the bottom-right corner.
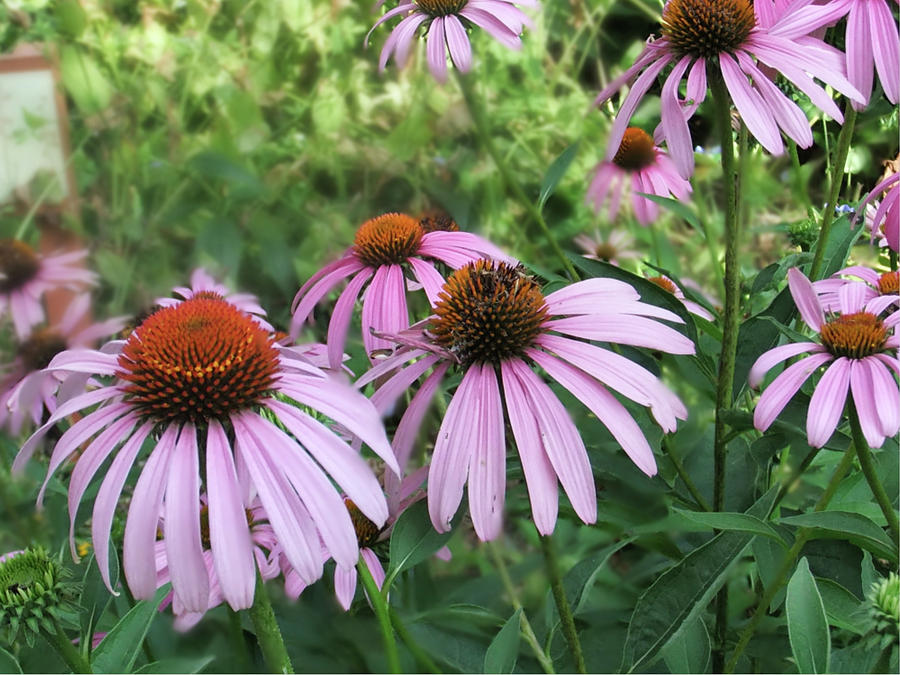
[
  {"x1": 117, "y1": 297, "x2": 280, "y2": 425},
  {"x1": 0, "y1": 239, "x2": 40, "y2": 293},
  {"x1": 353, "y1": 213, "x2": 424, "y2": 268},
  {"x1": 431, "y1": 260, "x2": 549, "y2": 367},
  {"x1": 345, "y1": 499, "x2": 383, "y2": 548},
  {"x1": 648, "y1": 275, "x2": 678, "y2": 294},
  {"x1": 819, "y1": 312, "x2": 888, "y2": 359},
  {"x1": 0, "y1": 548, "x2": 76, "y2": 648},
  {"x1": 866, "y1": 573, "x2": 899, "y2": 646},
  {"x1": 613, "y1": 128, "x2": 658, "y2": 171},
  {"x1": 420, "y1": 211, "x2": 460, "y2": 233},
  {"x1": 662, "y1": 0, "x2": 756, "y2": 59},
  {"x1": 17, "y1": 329, "x2": 67, "y2": 372},
  {"x1": 417, "y1": 0, "x2": 467, "y2": 16},
  {"x1": 878, "y1": 271, "x2": 899, "y2": 295}
]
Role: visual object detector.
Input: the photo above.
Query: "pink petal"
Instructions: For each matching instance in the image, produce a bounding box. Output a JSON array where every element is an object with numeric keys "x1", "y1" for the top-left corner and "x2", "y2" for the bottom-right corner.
[
  {"x1": 788, "y1": 267, "x2": 825, "y2": 330},
  {"x1": 868, "y1": 0, "x2": 900, "y2": 103},
  {"x1": 327, "y1": 267, "x2": 373, "y2": 370},
  {"x1": 444, "y1": 14, "x2": 472, "y2": 72},
  {"x1": 426, "y1": 17, "x2": 448, "y2": 82},
  {"x1": 466, "y1": 364, "x2": 506, "y2": 541},
  {"x1": 749, "y1": 342, "x2": 823, "y2": 388},
  {"x1": 807, "y1": 358, "x2": 852, "y2": 448},
  {"x1": 754, "y1": 352, "x2": 832, "y2": 431}
]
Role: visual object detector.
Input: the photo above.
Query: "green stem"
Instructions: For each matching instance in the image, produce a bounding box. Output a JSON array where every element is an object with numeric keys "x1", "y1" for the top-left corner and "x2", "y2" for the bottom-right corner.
[
  {"x1": 774, "y1": 446, "x2": 821, "y2": 508},
  {"x1": 710, "y1": 70, "x2": 741, "y2": 674},
  {"x1": 663, "y1": 441, "x2": 712, "y2": 511},
  {"x1": 247, "y1": 572, "x2": 294, "y2": 674},
  {"x1": 455, "y1": 72, "x2": 579, "y2": 281},
  {"x1": 725, "y1": 443, "x2": 858, "y2": 673},
  {"x1": 358, "y1": 557, "x2": 401, "y2": 674},
  {"x1": 849, "y1": 403, "x2": 900, "y2": 543},
  {"x1": 539, "y1": 534, "x2": 586, "y2": 674},
  {"x1": 487, "y1": 542, "x2": 556, "y2": 675},
  {"x1": 871, "y1": 642, "x2": 894, "y2": 674},
  {"x1": 809, "y1": 105, "x2": 858, "y2": 280},
  {"x1": 889, "y1": 250, "x2": 897, "y2": 272},
  {"x1": 47, "y1": 619, "x2": 92, "y2": 674},
  {"x1": 389, "y1": 607, "x2": 442, "y2": 674},
  {"x1": 227, "y1": 607, "x2": 253, "y2": 673}
]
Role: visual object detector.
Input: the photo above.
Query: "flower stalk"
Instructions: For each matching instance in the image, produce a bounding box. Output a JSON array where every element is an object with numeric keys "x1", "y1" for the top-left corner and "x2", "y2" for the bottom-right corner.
[
  {"x1": 47, "y1": 619, "x2": 92, "y2": 674},
  {"x1": 358, "y1": 556, "x2": 401, "y2": 674},
  {"x1": 539, "y1": 533, "x2": 586, "y2": 674},
  {"x1": 247, "y1": 572, "x2": 294, "y2": 674},
  {"x1": 849, "y1": 403, "x2": 900, "y2": 543}
]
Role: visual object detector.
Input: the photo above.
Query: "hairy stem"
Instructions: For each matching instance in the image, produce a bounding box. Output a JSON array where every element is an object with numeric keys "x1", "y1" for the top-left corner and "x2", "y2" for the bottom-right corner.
[
  {"x1": 539, "y1": 533, "x2": 586, "y2": 674},
  {"x1": 247, "y1": 572, "x2": 294, "y2": 674},
  {"x1": 809, "y1": 105, "x2": 858, "y2": 280},
  {"x1": 358, "y1": 557, "x2": 401, "y2": 674}
]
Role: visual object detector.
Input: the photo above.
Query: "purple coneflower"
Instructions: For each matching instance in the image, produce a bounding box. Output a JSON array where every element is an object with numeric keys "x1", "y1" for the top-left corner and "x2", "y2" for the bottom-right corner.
[
  {"x1": 156, "y1": 268, "x2": 273, "y2": 332},
  {"x1": 0, "y1": 294, "x2": 126, "y2": 435},
  {"x1": 595, "y1": 0, "x2": 863, "y2": 178},
  {"x1": 858, "y1": 172, "x2": 899, "y2": 253},
  {"x1": 291, "y1": 212, "x2": 511, "y2": 369},
  {"x1": 782, "y1": 0, "x2": 899, "y2": 108},
  {"x1": 369, "y1": 0, "x2": 538, "y2": 82},
  {"x1": 647, "y1": 274, "x2": 715, "y2": 320},
  {"x1": 587, "y1": 127, "x2": 692, "y2": 226},
  {"x1": 750, "y1": 267, "x2": 899, "y2": 448},
  {"x1": 358, "y1": 259, "x2": 693, "y2": 540},
  {"x1": 813, "y1": 266, "x2": 899, "y2": 314},
  {"x1": 13, "y1": 293, "x2": 397, "y2": 616},
  {"x1": 0, "y1": 240, "x2": 96, "y2": 339},
  {"x1": 574, "y1": 229, "x2": 641, "y2": 267}
]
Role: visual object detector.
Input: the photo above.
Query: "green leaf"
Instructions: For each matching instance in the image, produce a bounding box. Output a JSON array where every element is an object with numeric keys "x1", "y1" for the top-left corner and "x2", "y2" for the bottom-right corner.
[
  {"x1": 620, "y1": 487, "x2": 778, "y2": 672},
  {"x1": 90, "y1": 586, "x2": 169, "y2": 674},
  {"x1": 538, "y1": 142, "x2": 579, "y2": 210},
  {"x1": 59, "y1": 46, "x2": 113, "y2": 114},
  {"x1": 187, "y1": 152, "x2": 264, "y2": 197},
  {"x1": 661, "y1": 616, "x2": 710, "y2": 674},
  {"x1": 811, "y1": 214, "x2": 863, "y2": 279},
  {"x1": 673, "y1": 509, "x2": 787, "y2": 547},
  {"x1": 483, "y1": 609, "x2": 522, "y2": 674},
  {"x1": 385, "y1": 501, "x2": 453, "y2": 589},
  {"x1": 565, "y1": 538, "x2": 635, "y2": 615},
  {"x1": 79, "y1": 546, "x2": 119, "y2": 645},
  {"x1": 0, "y1": 647, "x2": 23, "y2": 674},
  {"x1": 786, "y1": 558, "x2": 830, "y2": 674},
  {"x1": 134, "y1": 656, "x2": 214, "y2": 674},
  {"x1": 814, "y1": 578, "x2": 865, "y2": 635},
  {"x1": 780, "y1": 511, "x2": 898, "y2": 563}
]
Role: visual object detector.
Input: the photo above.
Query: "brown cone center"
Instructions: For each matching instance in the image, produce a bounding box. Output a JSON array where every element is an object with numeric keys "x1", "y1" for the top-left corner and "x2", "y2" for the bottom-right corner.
[
  {"x1": 613, "y1": 128, "x2": 658, "y2": 171},
  {"x1": 662, "y1": 0, "x2": 756, "y2": 59},
  {"x1": 353, "y1": 213, "x2": 424, "y2": 268},
  {"x1": 820, "y1": 312, "x2": 888, "y2": 359},
  {"x1": 0, "y1": 239, "x2": 40, "y2": 293}
]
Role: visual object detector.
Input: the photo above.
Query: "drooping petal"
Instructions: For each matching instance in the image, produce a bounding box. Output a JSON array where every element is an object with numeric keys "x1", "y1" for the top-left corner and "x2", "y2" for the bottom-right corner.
[
  {"x1": 788, "y1": 267, "x2": 825, "y2": 330},
  {"x1": 749, "y1": 342, "x2": 823, "y2": 388},
  {"x1": 849, "y1": 359, "x2": 885, "y2": 448},
  {"x1": 426, "y1": 16, "x2": 448, "y2": 82},
  {"x1": 806, "y1": 357, "x2": 852, "y2": 448},
  {"x1": 334, "y1": 565, "x2": 357, "y2": 611},
  {"x1": 754, "y1": 352, "x2": 832, "y2": 432},
  {"x1": 444, "y1": 14, "x2": 472, "y2": 72},
  {"x1": 466, "y1": 364, "x2": 506, "y2": 541},
  {"x1": 327, "y1": 267, "x2": 373, "y2": 370}
]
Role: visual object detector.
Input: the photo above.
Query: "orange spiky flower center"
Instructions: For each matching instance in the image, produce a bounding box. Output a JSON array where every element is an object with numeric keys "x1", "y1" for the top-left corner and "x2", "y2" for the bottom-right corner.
[
  {"x1": 346, "y1": 499, "x2": 382, "y2": 548},
  {"x1": 613, "y1": 128, "x2": 658, "y2": 171},
  {"x1": 878, "y1": 271, "x2": 899, "y2": 295},
  {"x1": 18, "y1": 328, "x2": 67, "y2": 372},
  {"x1": 417, "y1": 0, "x2": 467, "y2": 16},
  {"x1": 0, "y1": 239, "x2": 40, "y2": 293},
  {"x1": 648, "y1": 275, "x2": 678, "y2": 294},
  {"x1": 353, "y1": 213, "x2": 424, "y2": 268},
  {"x1": 819, "y1": 312, "x2": 888, "y2": 359},
  {"x1": 662, "y1": 0, "x2": 756, "y2": 59},
  {"x1": 431, "y1": 260, "x2": 549, "y2": 367},
  {"x1": 117, "y1": 297, "x2": 279, "y2": 425}
]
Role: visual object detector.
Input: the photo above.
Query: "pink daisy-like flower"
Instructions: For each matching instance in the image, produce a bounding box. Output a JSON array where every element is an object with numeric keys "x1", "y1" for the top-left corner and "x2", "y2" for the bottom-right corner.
[
  {"x1": 595, "y1": 0, "x2": 863, "y2": 179},
  {"x1": 781, "y1": 0, "x2": 899, "y2": 108},
  {"x1": 0, "y1": 294, "x2": 126, "y2": 435},
  {"x1": 858, "y1": 172, "x2": 900, "y2": 253},
  {"x1": 369, "y1": 0, "x2": 538, "y2": 83},
  {"x1": 156, "y1": 268, "x2": 273, "y2": 332},
  {"x1": 574, "y1": 229, "x2": 641, "y2": 267},
  {"x1": 13, "y1": 293, "x2": 397, "y2": 617},
  {"x1": 358, "y1": 259, "x2": 694, "y2": 540},
  {"x1": 154, "y1": 497, "x2": 281, "y2": 631},
  {"x1": 647, "y1": 274, "x2": 715, "y2": 320},
  {"x1": 290, "y1": 212, "x2": 511, "y2": 369},
  {"x1": 750, "y1": 267, "x2": 899, "y2": 448},
  {"x1": 0, "y1": 240, "x2": 96, "y2": 339},
  {"x1": 587, "y1": 128, "x2": 692, "y2": 226},
  {"x1": 813, "y1": 266, "x2": 899, "y2": 314}
]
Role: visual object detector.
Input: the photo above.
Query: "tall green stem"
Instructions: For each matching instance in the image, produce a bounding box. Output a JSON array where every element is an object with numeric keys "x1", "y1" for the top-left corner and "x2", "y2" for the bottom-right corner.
[
  {"x1": 358, "y1": 557, "x2": 401, "y2": 674},
  {"x1": 455, "y1": 72, "x2": 579, "y2": 281},
  {"x1": 247, "y1": 572, "x2": 294, "y2": 674},
  {"x1": 849, "y1": 403, "x2": 900, "y2": 543},
  {"x1": 539, "y1": 534, "x2": 586, "y2": 674},
  {"x1": 725, "y1": 443, "x2": 858, "y2": 673},
  {"x1": 663, "y1": 440, "x2": 712, "y2": 511},
  {"x1": 809, "y1": 105, "x2": 858, "y2": 280},
  {"x1": 487, "y1": 542, "x2": 556, "y2": 675},
  {"x1": 389, "y1": 607, "x2": 442, "y2": 674},
  {"x1": 46, "y1": 619, "x2": 92, "y2": 674},
  {"x1": 709, "y1": 71, "x2": 741, "y2": 674}
]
